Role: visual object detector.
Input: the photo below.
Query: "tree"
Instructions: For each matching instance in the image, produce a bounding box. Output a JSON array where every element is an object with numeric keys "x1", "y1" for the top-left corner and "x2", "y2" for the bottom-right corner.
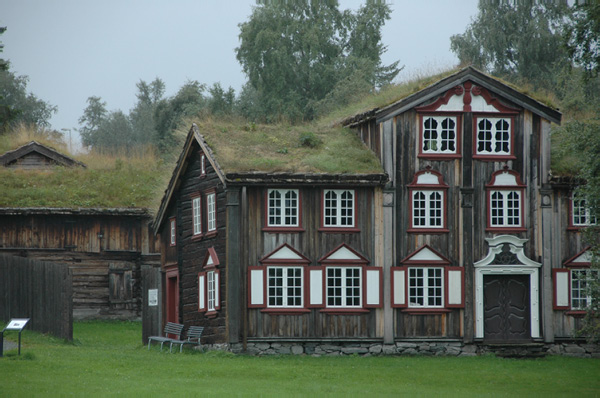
[
  {"x1": 130, "y1": 78, "x2": 165, "y2": 146},
  {"x1": 564, "y1": 1, "x2": 600, "y2": 75},
  {"x1": 0, "y1": 26, "x2": 7, "y2": 72},
  {"x1": 79, "y1": 96, "x2": 108, "y2": 148},
  {"x1": 450, "y1": 1, "x2": 571, "y2": 89},
  {"x1": 207, "y1": 82, "x2": 235, "y2": 116},
  {"x1": 236, "y1": 0, "x2": 400, "y2": 122}
]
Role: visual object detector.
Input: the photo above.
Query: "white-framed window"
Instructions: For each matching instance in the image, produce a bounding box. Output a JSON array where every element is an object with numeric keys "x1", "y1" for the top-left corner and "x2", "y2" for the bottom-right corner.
[
  {"x1": 267, "y1": 189, "x2": 299, "y2": 227},
  {"x1": 192, "y1": 196, "x2": 202, "y2": 236},
  {"x1": 207, "y1": 192, "x2": 216, "y2": 232},
  {"x1": 207, "y1": 270, "x2": 216, "y2": 311},
  {"x1": 323, "y1": 189, "x2": 354, "y2": 228},
  {"x1": 408, "y1": 267, "x2": 443, "y2": 308},
  {"x1": 200, "y1": 154, "x2": 206, "y2": 176},
  {"x1": 169, "y1": 218, "x2": 176, "y2": 246},
  {"x1": 571, "y1": 269, "x2": 599, "y2": 310},
  {"x1": 572, "y1": 192, "x2": 597, "y2": 227},
  {"x1": 490, "y1": 190, "x2": 521, "y2": 227},
  {"x1": 326, "y1": 267, "x2": 362, "y2": 308},
  {"x1": 412, "y1": 191, "x2": 443, "y2": 228},
  {"x1": 267, "y1": 266, "x2": 303, "y2": 307},
  {"x1": 486, "y1": 168, "x2": 526, "y2": 231},
  {"x1": 476, "y1": 117, "x2": 512, "y2": 156},
  {"x1": 421, "y1": 116, "x2": 458, "y2": 154}
]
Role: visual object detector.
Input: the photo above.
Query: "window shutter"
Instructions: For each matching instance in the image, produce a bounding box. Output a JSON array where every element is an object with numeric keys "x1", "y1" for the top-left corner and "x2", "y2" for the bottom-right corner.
[
  {"x1": 307, "y1": 266, "x2": 324, "y2": 308},
  {"x1": 391, "y1": 267, "x2": 407, "y2": 308},
  {"x1": 365, "y1": 267, "x2": 382, "y2": 308},
  {"x1": 214, "y1": 270, "x2": 221, "y2": 310},
  {"x1": 248, "y1": 266, "x2": 265, "y2": 308},
  {"x1": 553, "y1": 268, "x2": 570, "y2": 310},
  {"x1": 198, "y1": 272, "x2": 206, "y2": 312},
  {"x1": 445, "y1": 266, "x2": 464, "y2": 308}
]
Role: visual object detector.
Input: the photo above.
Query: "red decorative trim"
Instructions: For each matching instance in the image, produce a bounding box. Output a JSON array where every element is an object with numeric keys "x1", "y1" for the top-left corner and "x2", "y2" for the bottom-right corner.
[
  {"x1": 407, "y1": 228, "x2": 450, "y2": 234},
  {"x1": 364, "y1": 266, "x2": 383, "y2": 308},
  {"x1": 400, "y1": 308, "x2": 452, "y2": 314},
  {"x1": 472, "y1": 85, "x2": 520, "y2": 114},
  {"x1": 485, "y1": 227, "x2": 528, "y2": 233},
  {"x1": 390, "y1": 267, "x2": 407, "y2": 308},
  {"x1": 306, "y1": 266, "x2": 325, "y2": 309},
  {"x1": 400, "y1": 245, "x2": 451, "y2": 266},
  {"x1": 263, "y1": 188, "x2": 303, "y2": 230},
  {"x1": 214, "y1": 269, "x2": 221, "y2": 311},
  {"x1": 203, "y1": 247, "x2": 220, "y2": 270},
  {"x1": 319, "y1": 308, "x2": 370, "y2": 315},
  {"x1": 198, "y1": 271, "x2": 206, "y2": 312},
  {"x1": 552, "y1": 268, "x2": 571, "y2": 310},
  {"x1": 445, "y1": 266, "x2": 465, "y2": 309},
  {"x1": 259, "y1": 243, "x2": 311, "y2": 265},
  {"x1": 318, "y1": 227, "x2": 360, "y2": 233},
  {"x1": 407, "y1": 167, "x2": 449, "y2": 188},
  {"x1": 472, "y1": 115, "x2": 516, "y2": 160},
  {"x1": 205, "y1": 311, "x2": 218, "y2": 318},
  {"x1": 563, "y1": 247, "x2": 592, "y2": 268},
  {"x1": 247, "y1": 266, "x2": 266, "y2": 309},
  {"x1": 417, "y1": 114, "x2": 462, "y2": 160},
  {"x1": 318, "y1": 243, "x2": 369, "y2": 265},
  {"x1": 260, "y1": 308, "x2": 311, "y2": 315},
  {"x1": 565, "y1": 310, "x2": 587, "y2": 317},
  {"x1": 485, "y1": 167, "x2": 527, "y2": 188},
  {"x1": 415, "y1": 86, "x2": 463, "y2": 112},
  {"x1": 463, "y1": 81, "x2": 472, "y2": 112},
  {"x1": 486, "y1": 168, "x2": 526, "y2": 231}
]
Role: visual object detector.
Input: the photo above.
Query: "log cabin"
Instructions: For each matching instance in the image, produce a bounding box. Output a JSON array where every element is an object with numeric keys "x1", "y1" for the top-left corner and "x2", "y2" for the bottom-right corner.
[
  {"x1": 151, "y1": 67, "x2": 598, "y2": 355},
  {"x1": 0, "y1": 142, "x2": 160, "y2": 320}
]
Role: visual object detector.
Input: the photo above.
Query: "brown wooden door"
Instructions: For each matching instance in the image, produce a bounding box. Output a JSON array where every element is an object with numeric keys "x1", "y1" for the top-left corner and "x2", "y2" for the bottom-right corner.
[{"x1": 483, "y1": 275, "x2": 530, "y2": 341}]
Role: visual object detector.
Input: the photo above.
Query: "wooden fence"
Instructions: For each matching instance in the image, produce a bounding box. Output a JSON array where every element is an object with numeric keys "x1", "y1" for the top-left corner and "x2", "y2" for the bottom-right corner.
[{"x1": 0, "y1": 254, "x2": 73, "y2": 340}]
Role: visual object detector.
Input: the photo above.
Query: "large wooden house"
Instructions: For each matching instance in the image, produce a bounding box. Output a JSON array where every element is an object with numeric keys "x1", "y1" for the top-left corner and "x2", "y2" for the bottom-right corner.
[{"x1": 151, "y1": 67, "x2": 598, "y2": 355}]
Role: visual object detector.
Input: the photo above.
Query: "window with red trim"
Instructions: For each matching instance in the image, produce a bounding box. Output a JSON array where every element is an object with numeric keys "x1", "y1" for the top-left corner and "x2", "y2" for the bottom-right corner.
[
  {"x1": 391, "y1": 245, "x2": 464, "y2": 311},
  {"x1": 206, "y1": 190, "x2": 217, "y2": 233},
  {"x1": 407, "y1": 168, "x2": 449, "y2": 233},
  {"x1": 198, "y1": 247, "x2": 220, "y2": 316},
  {"x1": 169, "y1": 217, "x2": 176, "y2": 246},
  {"x1": 553, "y1": 247, "x2": 598, "y2": 314},
  {"x1": 192, "y1": 196, "x2": 202, "y2": 236},
  {"x1": 570, "y1": 191, "x2": 597, "y2": 228},
  {"x1": 485, "y1": 167, "x2": 526, "y2": 232},
  {"x1": 474, "y1": 116, "x2": 515, "y2": 159},
  {"x1": 321, "y1": 189, "x2": 357, "y2": 231},
  {"x1": 418, "y1": 115, "x2": 461, "y2": 158}
]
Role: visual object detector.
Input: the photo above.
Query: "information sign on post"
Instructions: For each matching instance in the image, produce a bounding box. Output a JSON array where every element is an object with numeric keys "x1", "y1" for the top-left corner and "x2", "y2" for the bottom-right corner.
[{"x1": 1, "y1": 318, "x2": 30, "y2": 357}]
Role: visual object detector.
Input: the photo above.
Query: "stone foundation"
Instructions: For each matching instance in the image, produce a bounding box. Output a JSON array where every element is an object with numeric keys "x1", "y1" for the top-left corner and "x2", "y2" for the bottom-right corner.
[{"x1": 201, "y1": 341, "x2": 600, "y2": 358}]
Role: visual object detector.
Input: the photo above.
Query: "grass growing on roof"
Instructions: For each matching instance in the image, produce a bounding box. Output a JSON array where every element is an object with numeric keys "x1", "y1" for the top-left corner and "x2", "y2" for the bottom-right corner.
[
  {"x1": 192, "y1": 116, "x2": 383, "y2": 174},
  {"x1": 0, "y1": 320, "x2": 599, "y2": 397}
]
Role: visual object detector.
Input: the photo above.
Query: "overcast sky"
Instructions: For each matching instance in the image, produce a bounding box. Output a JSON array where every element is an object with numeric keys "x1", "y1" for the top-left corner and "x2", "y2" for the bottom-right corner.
[{"x1": 2, "y1": 0, "x2": 479, "y2": 145}]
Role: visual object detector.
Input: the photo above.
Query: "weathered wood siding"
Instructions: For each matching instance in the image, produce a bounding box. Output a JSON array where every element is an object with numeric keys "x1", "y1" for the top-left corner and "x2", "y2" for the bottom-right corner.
[
  {"x1": 0, "y1": 213, "x2": 159, "y2": 319},
  {"x1": 0, "y1": 254, "x2": 73, "y2": 339},
  {"x1": 244, "y1": 186, "x2": 380, "y2": 339},
  {"x1": 158, "y1": 143, "x2": 227, "y2": 343}
]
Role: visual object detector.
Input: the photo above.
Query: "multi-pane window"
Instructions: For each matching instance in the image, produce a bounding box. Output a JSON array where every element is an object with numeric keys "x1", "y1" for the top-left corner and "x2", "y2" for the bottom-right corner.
[
  {"x1": 408, "y1": 267, "x2": 443, "y2": 307},
  {"x1": 170, "y1": 218, "x2": 176, "y2": 245},
  {"x1": 412, "y1": 190, "x2": 443, "y2": 228},
  {"x1": 324, "y1": 189, "x2": 354, "y2": 227},
  {"x1": 571, "y1": 269, "x2": 599, "y2": 310},
  {"x1": 192, "y1": 197, "x2": 202, "y2": 235},
  {"x1": 207, "y1": 270, "x2": 216, "y2": 311},
  {"x1": 326, "y1": 267, "x2": 361, "y2": 307},
  {"x1": 267, "y1": 267, "x2": 303, "y2": 307},
  {"x1": 207, "y1": 192, "x2": 216, "y2": 232},
  {"x1": 268, "y1": 189, "x2": 299, "y2": 227},
  {"x1": 490, "y1": 190, "x2": 521, "y2": 227},
  {"x1": 476, "y1": 117, "x2": 511, "y2": 155},
  {"x1": 422, "y1": 116, "x2": 457, "y2": 154},
  {"x1": 572, "y1": 193, "x2": 597, "y2": 226}
]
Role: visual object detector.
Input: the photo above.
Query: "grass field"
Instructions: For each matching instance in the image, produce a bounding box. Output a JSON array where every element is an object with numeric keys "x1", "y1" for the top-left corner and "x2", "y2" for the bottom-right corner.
[{"x1": 1, "y1": 321, "x2": 599, "y2": 397}]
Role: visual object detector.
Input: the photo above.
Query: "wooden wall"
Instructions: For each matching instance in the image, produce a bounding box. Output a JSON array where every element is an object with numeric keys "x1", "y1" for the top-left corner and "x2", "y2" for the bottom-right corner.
[
  {"x1": 0, "y1": 254, "x2": 73, "y2": 339},
  {"x1": 159, "y1": 143, "x2": 228, "y2": 344},
  {"x1": 243, "y1": 186, "x2": 380, "y2": 339},
  {"x1": 0, "y1": 213, "x2": 159, "y2": 320}
]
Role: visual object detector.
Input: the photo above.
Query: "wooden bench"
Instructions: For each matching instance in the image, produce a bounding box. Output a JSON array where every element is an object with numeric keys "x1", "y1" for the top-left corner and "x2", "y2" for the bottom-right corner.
[
  {"x1": 169, "y1": 326, "x2": 204, "y2": 353},
  {"x1": 147, "y1": 322, "x2": 184, "y2": 351}
]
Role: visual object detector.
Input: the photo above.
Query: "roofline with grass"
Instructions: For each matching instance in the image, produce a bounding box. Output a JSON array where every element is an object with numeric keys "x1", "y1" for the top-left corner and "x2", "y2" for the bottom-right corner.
[{"x1": 0, "y1": 141, "x2": 87, "y2": 168}]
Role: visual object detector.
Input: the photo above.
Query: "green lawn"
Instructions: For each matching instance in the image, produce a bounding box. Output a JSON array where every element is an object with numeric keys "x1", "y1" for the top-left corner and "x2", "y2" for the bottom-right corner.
[{"x1": 1, "y1": 321, "x2": 599, "y2": 397}]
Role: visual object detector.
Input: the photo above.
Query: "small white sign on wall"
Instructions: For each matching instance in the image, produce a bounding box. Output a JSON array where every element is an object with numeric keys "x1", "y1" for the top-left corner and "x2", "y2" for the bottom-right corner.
[{"x1": 148, "y1": 289, "x2": 158, "y2": 306}]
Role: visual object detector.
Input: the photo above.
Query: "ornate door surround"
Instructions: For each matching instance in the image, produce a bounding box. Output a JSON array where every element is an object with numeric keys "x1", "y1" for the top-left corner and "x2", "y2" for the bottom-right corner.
[{"x1": 474, "y1": 235, "x2": 541, "y2": 340}]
